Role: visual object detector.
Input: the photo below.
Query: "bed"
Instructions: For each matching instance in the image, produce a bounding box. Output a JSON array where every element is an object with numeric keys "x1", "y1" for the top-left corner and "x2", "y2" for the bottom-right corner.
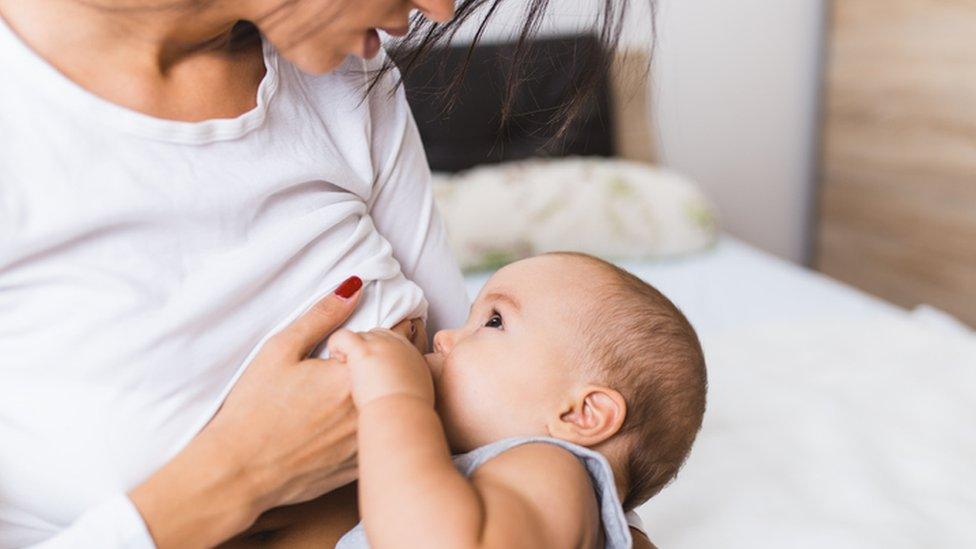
[
  {"x1": 403, "y1": 36, "x2": 976, "y2": 547},
  {"x1": 464, "y1": 237, "x2": 976, "y2": 548}
]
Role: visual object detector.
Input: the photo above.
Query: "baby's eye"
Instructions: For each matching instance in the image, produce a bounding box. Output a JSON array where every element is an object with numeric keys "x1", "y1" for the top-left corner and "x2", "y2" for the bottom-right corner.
[{"x1": 484, "y1": 311, "x2": 503, "y2": 329}]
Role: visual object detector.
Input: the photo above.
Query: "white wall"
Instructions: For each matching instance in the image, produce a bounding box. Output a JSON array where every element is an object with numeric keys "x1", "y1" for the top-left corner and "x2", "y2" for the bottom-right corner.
[
  {"x1": 652, "y1": 0, "x2": 825, "y2": 263},
  {"x1": 434, "y1": 0, "x2": 826, "y2": 263}
]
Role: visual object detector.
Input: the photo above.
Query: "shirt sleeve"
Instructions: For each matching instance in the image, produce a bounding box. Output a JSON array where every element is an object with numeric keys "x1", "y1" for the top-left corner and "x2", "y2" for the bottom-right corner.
[
  {"x1": 29, "y1": 495, "x2": 155, "y2": 549},
  {"x1": 364, "y1": 55, "x2": 470, "y2": 336}
]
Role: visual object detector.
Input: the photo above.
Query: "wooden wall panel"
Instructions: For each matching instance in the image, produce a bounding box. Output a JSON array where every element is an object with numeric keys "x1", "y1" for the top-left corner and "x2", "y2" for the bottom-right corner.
[
  {"x1": 611, "y1": 50, "x2": 655, "y2": 163},
  {"x1": 817, "y1": 0, "x2": 976, "y2": 326}
]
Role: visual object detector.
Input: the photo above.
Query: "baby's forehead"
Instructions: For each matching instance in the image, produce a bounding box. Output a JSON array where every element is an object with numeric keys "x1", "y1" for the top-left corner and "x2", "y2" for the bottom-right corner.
[{"x1": 479, "y1": 254, "x2": 613, "y2": 312}]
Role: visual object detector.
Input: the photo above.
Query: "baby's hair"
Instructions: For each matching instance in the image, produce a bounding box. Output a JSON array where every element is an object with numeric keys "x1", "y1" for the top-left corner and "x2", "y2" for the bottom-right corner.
[{"x1": 546, "y1": 252, "x2": 707, "y2": 510}]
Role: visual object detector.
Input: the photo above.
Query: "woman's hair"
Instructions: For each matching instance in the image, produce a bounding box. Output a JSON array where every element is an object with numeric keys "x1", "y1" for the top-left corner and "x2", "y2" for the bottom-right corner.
[
  {"x1": 89, "y1": 0, "x2": 653, "y2": 144},
  {"x1": 373, "y1": 0, "x2": 654, "y2": 143}
]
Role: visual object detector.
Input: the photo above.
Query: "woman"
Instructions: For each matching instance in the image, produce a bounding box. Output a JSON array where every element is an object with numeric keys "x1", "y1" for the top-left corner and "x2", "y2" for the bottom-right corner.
[{"x1": 0, "y1": 0, "x2": 652, "y2": 547}]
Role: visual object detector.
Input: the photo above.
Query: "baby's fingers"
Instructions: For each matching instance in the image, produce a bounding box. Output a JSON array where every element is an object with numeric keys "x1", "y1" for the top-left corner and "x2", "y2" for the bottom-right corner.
[
  {"x1": 327, "y1": 329, "x2": 368, "y2": 362},
  {"x1": 367, "y1": 327, "x2": 411, "y2": 345}
]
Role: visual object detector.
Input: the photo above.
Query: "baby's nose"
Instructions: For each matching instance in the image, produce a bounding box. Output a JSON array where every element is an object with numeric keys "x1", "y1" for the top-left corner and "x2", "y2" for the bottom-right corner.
[{"x1": 432, "y1": 329, "x2": 456, "y2": 354}]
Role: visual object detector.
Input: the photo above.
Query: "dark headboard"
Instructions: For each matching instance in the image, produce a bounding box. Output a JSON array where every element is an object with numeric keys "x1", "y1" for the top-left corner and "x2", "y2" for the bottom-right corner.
[{"x1": 396, "y1": 34, "x2": 616, "y2": 173}]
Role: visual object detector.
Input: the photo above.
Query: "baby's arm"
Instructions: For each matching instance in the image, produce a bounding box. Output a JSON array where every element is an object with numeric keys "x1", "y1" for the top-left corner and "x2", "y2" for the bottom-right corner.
[
  {"x1": 327, "y1": 329, "x2": 601, "y2": 549},
  {"x1": 358, "y1": 396, "x2": 601, "y2": 548}
]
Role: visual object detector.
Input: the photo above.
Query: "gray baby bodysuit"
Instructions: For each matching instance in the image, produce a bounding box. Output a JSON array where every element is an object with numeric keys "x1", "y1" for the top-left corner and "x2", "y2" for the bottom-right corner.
[{"x1": 336, "y1": 436, "x2": 633, "y2": 548}]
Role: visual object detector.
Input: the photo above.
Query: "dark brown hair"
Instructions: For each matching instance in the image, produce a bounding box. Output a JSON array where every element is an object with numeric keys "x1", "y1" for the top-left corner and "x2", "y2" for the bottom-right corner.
[
  {"x1": 550, "y1": 251, "x2": 707, "y2": 510},
  {"x1": 373, "y1": 0, "x2": 654, "y2": 142}
]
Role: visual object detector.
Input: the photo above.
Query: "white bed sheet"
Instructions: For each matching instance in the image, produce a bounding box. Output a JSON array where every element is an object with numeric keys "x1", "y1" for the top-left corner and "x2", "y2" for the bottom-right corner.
[{"x1": 462, "y1": 236, "x2": 976, "y2": 548}]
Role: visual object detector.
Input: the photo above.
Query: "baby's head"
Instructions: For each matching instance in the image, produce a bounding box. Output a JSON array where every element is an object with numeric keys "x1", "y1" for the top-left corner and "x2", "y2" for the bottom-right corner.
[{"x1": 425, "y1": 252, "x2": 707, "y2": 509}]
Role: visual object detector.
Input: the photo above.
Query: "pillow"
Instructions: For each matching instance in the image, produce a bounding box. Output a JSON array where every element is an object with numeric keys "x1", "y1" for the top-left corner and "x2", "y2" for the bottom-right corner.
[{"x1": 432, "y1": 157, "x2": 719, "y2": 272}]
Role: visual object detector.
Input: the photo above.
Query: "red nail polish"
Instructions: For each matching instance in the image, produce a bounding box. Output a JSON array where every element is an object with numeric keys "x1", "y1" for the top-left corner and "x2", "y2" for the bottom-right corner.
[{"x1": 334, "y1": 276, "x2": 362, "y2": 299}]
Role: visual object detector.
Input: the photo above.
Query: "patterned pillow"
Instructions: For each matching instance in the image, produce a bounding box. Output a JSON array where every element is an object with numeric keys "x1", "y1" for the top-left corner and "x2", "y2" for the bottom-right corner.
[{"x1": 432, "y1": 157, "x2": 719, "y2": 272}]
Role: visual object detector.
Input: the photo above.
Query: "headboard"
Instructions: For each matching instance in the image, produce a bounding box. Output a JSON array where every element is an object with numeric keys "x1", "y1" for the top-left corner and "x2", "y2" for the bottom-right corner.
[{"x1": 395, "y1": 34, "x2": 631, "y2": 173}]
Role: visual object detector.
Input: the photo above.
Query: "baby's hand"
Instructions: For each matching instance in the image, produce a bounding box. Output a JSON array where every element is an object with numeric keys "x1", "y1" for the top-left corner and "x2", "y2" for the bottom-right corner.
[{"x1": 326, "y1": 328, "x2": 434, "y2": 408}]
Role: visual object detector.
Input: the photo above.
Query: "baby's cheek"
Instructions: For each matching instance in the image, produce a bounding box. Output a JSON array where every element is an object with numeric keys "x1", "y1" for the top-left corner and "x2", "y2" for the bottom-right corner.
[
  {"x1": 433, "y1": 367, "x2": 476, "y2": 449},
  {"x1": 436, "y1": 367, "x2": 500, "y2": 451}
]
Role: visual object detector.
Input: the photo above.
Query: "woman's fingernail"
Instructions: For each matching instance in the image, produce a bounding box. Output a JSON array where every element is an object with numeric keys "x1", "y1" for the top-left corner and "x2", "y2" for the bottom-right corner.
[{"x1": 334, "y1": 276, "x2": 363, "y2": 299}]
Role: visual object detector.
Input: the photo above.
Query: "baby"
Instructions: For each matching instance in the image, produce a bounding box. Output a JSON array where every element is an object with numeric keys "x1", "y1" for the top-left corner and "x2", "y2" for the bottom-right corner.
[{"x1": 326, "y1": 251, "x2": 708, "y2": 548}]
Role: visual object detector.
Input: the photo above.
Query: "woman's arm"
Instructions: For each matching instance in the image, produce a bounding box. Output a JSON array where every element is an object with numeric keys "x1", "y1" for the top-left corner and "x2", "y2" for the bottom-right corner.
[
  {"x1": 31, "y1": 281, "x2": 366, "y2": 549},
  {"x1": 632, "y1": 529, "x2": 659, "y2": 549},
  {"x1": 364, "y1": 54, "x2": 470, "y2": 337},
  {"x1": 627, "y1": 511, "x2": 659, "y2": 549},
  {"x1": 29, "y1": 391, "x2": 263, "y2": 549},
  {"x1": 28, "y1": 496, "x2": 154, "y2": 549}
]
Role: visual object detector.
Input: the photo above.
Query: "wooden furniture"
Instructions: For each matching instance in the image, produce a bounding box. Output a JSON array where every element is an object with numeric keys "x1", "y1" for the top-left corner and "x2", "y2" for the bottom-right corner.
[
  {"x1": 817, "y1": 0, "x2": 976, "y2": 326},
  {"x1": 610, "y1": 50, "x2": 655, "y2": 164}
]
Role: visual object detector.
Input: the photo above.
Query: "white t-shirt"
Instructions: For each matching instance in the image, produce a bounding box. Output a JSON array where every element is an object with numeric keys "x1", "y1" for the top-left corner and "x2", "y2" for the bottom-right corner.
[{"x1": 0, "y1": 15, "x2": 469, "y2": 548}]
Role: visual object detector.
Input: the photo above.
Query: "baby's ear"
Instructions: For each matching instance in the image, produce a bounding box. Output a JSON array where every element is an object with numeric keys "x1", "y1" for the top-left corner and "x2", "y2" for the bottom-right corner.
[{"x1": 548, "y1": 386, "x2": 627, "y2": 447}]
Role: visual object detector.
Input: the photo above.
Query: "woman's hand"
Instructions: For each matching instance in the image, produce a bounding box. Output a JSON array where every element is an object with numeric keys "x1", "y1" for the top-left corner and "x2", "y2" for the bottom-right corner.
[{"x1": 130, "y1": 277, "x2": 369, "y2": 548}]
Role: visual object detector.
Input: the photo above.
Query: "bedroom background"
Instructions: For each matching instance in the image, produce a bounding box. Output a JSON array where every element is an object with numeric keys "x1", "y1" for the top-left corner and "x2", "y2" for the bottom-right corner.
[
  {"x1": 427, "y1": 0, "x2": 824, "y2": 265},
  {"x1": 386, "y1": 0, "x2": 976, "y2": 547},
  {"x1": 395, "y1": 0, "x2": 976, "y2": 327}
]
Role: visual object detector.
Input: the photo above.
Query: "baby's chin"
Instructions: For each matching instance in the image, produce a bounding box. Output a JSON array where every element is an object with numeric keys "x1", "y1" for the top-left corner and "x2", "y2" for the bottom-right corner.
[
  {"x1": 423, "y1": 353, "x2": 473, "y2": 452},
  {"x1": 422, "y1": 353, "x2": 502, "y2": 453},
  {"x1": 424, "y1": 353, "x2": 444, "y2": 386}
]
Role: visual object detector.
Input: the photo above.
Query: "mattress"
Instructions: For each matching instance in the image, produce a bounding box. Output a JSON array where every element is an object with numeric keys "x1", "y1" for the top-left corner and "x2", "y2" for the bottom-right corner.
[{"x1": 462, "y1": 236, "x2": 976, "y2": 548}]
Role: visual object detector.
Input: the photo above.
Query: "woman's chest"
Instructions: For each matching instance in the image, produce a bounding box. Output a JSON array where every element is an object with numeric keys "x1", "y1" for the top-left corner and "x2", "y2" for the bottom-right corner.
[
  {"x1": 0, "y1": 142, "x2": 379, "y2": 527},
  {"x1": 0, "y1": 140, "x2": 372, "y2": 349},
  {"x1": 2, "y1": 134, "x2": 368, "y2": 246}
]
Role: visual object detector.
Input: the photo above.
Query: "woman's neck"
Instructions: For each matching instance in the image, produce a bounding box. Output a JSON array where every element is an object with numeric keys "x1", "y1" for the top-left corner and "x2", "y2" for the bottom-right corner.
[{"x1": 0, "y1": 0, "x2": 267, "y2": 121}]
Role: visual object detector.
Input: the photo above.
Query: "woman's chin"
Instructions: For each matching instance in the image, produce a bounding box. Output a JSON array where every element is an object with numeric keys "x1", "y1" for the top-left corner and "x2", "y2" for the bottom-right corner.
[{"x1": 288, "y1": 49, "x2": 350, "y2": 75}]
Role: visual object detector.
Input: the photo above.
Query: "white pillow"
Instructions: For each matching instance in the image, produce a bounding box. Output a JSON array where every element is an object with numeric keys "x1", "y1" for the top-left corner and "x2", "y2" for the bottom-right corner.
[{"x1": 432, "y1": 157, "x2": 719, "y2": 272}]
